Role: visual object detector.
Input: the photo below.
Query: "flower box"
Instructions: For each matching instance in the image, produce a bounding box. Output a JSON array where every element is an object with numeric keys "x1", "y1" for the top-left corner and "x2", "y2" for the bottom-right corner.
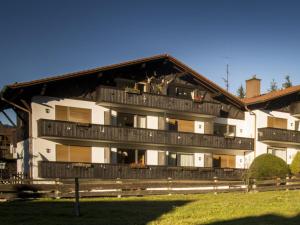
[{"x1": 125, "y1": 87, "x2": 141, "y2": 94}]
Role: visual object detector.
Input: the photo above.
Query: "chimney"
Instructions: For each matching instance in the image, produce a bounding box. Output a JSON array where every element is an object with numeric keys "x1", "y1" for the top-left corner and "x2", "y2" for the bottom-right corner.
[{"x1": 246, "y1": 75, "x2": 261, "y2": 98}]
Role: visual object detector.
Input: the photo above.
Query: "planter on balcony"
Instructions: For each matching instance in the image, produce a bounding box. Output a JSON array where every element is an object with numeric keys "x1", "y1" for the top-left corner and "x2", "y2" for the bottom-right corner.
[{"x1": 125, "y1": 87, "x2": 141, "y2": 94}]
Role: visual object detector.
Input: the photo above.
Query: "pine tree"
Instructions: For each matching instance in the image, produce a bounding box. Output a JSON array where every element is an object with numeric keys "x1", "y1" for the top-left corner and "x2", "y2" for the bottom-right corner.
[
  {"x1": 236, "y1": 84, "x2": 246, "y2": 99},
  {"x1": 282, "y1": 75, "x2": 292, "y2": 89},
  {"x1": 269, "y1": 79, "x2": 278, "y2": 92}
]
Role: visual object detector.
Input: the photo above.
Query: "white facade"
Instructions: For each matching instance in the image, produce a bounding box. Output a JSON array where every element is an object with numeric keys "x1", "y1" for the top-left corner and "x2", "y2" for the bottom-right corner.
[{"x1": 13, "y1": 94, "x2": 300, "y2": 178}]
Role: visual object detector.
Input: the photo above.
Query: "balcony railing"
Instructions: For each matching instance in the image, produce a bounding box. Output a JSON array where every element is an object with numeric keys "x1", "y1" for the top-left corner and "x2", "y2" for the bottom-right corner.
[
  {"x1": 258, "y1": 127, "x2": 300, "y2": 144},
  {"x1": 38, "y1": 119, "x2": 254, "y2": 151},
  {"x1": 96, "y1": 86, "x2": 221, "y2": 117},
  {"x1": 38, "y1": 161, "x2": 246, "y2": 180}
]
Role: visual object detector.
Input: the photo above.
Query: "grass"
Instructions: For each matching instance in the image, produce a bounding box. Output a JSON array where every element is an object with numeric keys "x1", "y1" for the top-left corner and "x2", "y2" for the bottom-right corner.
[{"x1": 1, "y1": 190, "x2": 300, "y2": 225}]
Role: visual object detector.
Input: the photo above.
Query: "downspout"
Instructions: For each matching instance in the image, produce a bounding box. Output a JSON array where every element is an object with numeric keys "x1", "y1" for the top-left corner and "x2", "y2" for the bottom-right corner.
[
  {"x1": 245, "y1": 105, "x2": 257, "y2": 160},
  {"x1": 1, "y1": 97, "x2": 33, "y2": 179}
]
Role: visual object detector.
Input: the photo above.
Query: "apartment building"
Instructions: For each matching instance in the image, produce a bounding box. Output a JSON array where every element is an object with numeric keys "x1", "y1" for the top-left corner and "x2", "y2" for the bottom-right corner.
[
  {"x1": 243, "y1": 77, "x2": 300, "y2": 167},
  {"x1": 0, "y1": 54, "x2": 298, "y2": 180}
]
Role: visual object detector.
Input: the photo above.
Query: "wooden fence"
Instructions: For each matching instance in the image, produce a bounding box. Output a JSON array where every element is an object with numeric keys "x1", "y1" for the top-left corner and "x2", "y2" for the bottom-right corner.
[{"x1": 1, "y1": 177, "x2": 300, "y2": 200}]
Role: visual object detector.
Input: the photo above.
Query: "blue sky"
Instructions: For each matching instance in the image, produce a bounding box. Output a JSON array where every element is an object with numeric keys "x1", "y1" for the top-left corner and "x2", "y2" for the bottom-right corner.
[{"x1": 1, "y1": 0, "x2": 300, "y2": 96}]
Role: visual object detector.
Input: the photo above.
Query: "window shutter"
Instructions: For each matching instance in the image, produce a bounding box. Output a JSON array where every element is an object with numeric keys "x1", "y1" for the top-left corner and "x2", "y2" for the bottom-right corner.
[
  {"x1": 56, "y1": 144, "x2": 69, "y2": 161},
  {"x1": 158, "y1": 151, "x2": 166, "y2": 165},
  {"x1": 104, "y1": 147, "x2": 111, "y2": 163},
  {"x1": 69, "y1": 107, "x2": 91, "y2": 123},
  {"x1": 55, "y1": 106, "x2": 68, "y2": 121}
]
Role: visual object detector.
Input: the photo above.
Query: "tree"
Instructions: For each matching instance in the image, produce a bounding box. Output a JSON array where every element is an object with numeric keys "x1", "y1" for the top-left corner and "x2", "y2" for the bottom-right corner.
[
  {"x1": 282, "y1": 75, "x2": 292, "y2": 89},
  {"x1": 236, "y1": 84, "x2": 246, "y2": 99},
  {"x1": 268, "y1": 79, "x2": 278, "y2": 92}
]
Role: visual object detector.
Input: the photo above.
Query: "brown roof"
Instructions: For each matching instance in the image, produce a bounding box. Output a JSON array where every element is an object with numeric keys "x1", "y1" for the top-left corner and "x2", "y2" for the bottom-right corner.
[
  {"x1": 2, "y1": 54, "x2": 244, "y2": 108},
  {"x1": 242, "y1": 85, "x2": 300, "y2": 105}
]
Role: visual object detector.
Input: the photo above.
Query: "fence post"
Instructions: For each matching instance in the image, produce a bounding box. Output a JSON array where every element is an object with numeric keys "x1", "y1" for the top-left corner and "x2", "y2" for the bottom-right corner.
[
  {"x1": 168, "y1": 177, "x2": 172, "y2": 195},
  {"x1": 55, "y1": 178, "x2": 60, "y2": 199},
  {"x1": 285, "y1": 176, "x2": 289, "y2": 191},
  {"x1": 116, "y1": 178, "x2": 122, "y2": 198},
  {"x1": 74, "y1": 177, "x2": 80, "y2": 217},
  {"x1": 252, "y1": 179, "x2": 256, "y2": 192},
  {"x1": 214, "y1": 176, "x2": 218, "y2": 194}
]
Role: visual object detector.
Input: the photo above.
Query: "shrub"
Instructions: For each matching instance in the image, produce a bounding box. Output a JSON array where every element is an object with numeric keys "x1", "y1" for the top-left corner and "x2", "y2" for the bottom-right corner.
[
  {"x1": 247, "y1": 154, "x2": 289, "y2": 180},
  {"x1": 290, "y1": 152, "x2": 300, "y2": 175}
]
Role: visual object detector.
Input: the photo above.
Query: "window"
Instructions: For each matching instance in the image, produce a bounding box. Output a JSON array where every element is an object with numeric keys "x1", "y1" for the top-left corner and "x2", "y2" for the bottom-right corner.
[
  {"x1": 214, "y1": 123, "x2": 236, "y2": 136},
  {"x1": 135, "y1": 115, "x2": 147, "y2": 128},
  {"x1": 117, "y1": 112, "x2": 134, "y2": 127},
  {"x1": 55, "y1": 105, "x2": 91, "y2": 123},
  {"x1": 117, "y1": 149, "x2": 146, "y2": 165},
  {"x1": 168, "y1": 152, "x2": 177, "y2": 166},
  {"x1": 167, "y1": 85, "x2": 193, "y2": 99},
  {"x1": 267, "y1": 148, "x2": 287, "y2": 162},
  {"x1": 56, "y1": 145, "x2": 91, "y2": 163},
  {"x1": 178, "y1": 154, "x2": 194, "y2": 167}
]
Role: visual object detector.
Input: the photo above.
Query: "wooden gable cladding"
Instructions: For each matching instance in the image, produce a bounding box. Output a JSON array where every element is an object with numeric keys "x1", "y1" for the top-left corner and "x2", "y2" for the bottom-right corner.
[
  {"x1": 56, "y1": 144, "x2": 92, "y2": 163},
  {"x1": 55, "y1": 105, "x2": 91, "y2": 123},
  {"x1": 267, "y1": 117, "x2": 287, "y2": 129}
]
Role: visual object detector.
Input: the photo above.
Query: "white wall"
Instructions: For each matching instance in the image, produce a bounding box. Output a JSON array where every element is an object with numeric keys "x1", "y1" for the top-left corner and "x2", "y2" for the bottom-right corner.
[
  {"x1": 214, "y1": 117, "x2": 252, "y2": 138},
  {"x1": 194, "y1": 121, "x2": 205, "y2": 134},
  {"x1": 26, "y1": 94, "x2": 300, "y2": 175},
  {"x1": 30, "y1": 95, "x2": 109, "y2": 178},
  {"x1": 236, "y1": 155, "x2": 245, "y2": 169},
  {"x1": 194, "y1": 153, "x2": 204, "y2": 167}
]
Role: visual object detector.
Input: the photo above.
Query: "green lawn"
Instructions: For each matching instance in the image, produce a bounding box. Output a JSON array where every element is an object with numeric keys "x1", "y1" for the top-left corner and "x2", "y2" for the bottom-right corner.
[{"x1": 1, "y1": 190, "x2": 300, "y2": 225}]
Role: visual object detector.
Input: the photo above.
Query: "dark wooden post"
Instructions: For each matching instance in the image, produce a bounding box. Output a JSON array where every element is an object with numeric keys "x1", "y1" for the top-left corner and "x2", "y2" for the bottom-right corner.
[{"x1": 75, "y1": 177, "x2": 80, "y2": 217}]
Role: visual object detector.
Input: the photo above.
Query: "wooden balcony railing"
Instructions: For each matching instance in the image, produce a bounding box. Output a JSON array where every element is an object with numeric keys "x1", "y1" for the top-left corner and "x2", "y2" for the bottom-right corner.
[
  {"x1": 38, "y1": 119, "x2": 254, "y2": 151},
  {"x1": 258, "y1": 127, "x2": 300, "y2": 144},
  {"x1": 96, "y1": 86, "x2": 221, "y2": 117},
  {"x1": 38, "y1": 161, "x2": 246, "y2": 180}
]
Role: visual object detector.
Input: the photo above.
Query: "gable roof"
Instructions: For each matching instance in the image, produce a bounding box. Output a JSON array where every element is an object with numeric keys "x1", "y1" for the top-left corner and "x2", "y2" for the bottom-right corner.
[
  {"x1": 242, "y1": 85, "x2": 300, "y2": 105},
  {"x1": 1, "y1": 54, "x2": 244, "y2": 108}
]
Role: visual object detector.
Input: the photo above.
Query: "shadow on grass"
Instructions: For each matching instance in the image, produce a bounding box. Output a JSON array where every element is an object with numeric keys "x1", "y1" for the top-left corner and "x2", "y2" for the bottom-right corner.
[
  {"x1": 206, "y1": 214, "x2": 300, "y2": 225},
  {"x1": 0, "y1": 199, "x2": 191, "y2": 225}
]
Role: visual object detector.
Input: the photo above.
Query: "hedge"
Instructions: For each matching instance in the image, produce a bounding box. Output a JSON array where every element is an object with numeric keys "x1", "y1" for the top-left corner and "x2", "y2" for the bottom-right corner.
[
  {"x1": 247, "y1": 154, "x2": 289, "y2": 179},
  {"x1": 290, "y1": 152, "x2": 300, "y2": 175}
]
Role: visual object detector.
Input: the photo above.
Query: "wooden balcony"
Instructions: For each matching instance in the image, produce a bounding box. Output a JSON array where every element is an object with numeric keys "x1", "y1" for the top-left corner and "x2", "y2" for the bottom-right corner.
[
  {"x1": 258, "y1": 127, "x2": 300, "y2": 147},
  {"x1": 96, "y1": 86, "x2": 221, "y2": 118},
  {"x1": 38, "y1": 161, "x2": 246, "y2": 180},
  {"x1": 38, "y1": 119, "x2": 254, "y2": 152}
]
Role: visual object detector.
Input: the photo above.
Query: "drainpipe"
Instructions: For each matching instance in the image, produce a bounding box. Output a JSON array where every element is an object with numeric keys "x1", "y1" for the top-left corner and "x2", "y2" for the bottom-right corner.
[
  {"x1": 245, "y1": 106, "x2": 257, "y2": 162},
  {"x1": 1, "y1": 97, "x2": 33, "y2": 178}
]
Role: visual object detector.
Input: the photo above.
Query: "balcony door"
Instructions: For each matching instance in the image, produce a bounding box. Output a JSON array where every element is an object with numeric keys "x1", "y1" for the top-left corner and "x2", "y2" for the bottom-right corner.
[
  {"x1": 167, "y1": 118, "x2": 194, "y2": 133},
  {"x1": 55, "y1": 105, "x2": 91, "y2": 123},
  {"x1": 213, "y1": 154, "x2": 235, "y2": 168}
]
